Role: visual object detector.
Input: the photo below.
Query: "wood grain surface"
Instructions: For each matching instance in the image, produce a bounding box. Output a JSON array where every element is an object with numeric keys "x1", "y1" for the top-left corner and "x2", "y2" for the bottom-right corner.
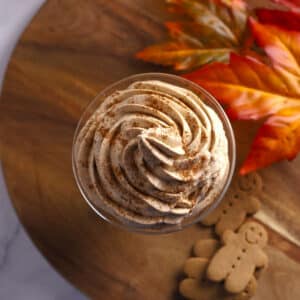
[{"x1": 0, "y1": 1, "x2": 300, "y2": 299}]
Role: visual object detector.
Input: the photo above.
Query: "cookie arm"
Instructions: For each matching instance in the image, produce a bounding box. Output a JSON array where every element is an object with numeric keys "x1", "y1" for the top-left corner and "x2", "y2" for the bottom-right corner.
[
  {"x1": 244, "y1": 196, "x2": 261, "y2": 214},
  {"x1": 222, "y1": 230, "x2": 236, "y2": 244},
  {"x1": 216, "y1": 212, "x2": 246, "y2": 236},
  {"x1": 254, "y1": 248, "x2": 268, "y2": 269},
  {"x1": 193, "y1": 239, "x2": 220, "y2": 258},
  {"x1": 201, "y1": 206, "x2": 222, "y2": 226}
]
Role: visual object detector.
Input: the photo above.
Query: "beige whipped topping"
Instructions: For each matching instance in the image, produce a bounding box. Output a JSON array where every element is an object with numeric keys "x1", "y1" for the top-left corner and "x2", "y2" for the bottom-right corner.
[{"x1": 74, "y1": 80, "x2": 229, "y2": 225}]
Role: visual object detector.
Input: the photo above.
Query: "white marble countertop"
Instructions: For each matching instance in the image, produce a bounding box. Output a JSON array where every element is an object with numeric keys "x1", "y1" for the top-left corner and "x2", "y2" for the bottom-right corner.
[{"x1": 0, "y1": 1, "x2": 87, "y2": 299}]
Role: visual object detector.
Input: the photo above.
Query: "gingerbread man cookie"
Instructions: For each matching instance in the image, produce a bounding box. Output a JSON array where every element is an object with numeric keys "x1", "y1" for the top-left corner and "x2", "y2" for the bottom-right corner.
[
  {"x1": 237, "y1": 172, "x2": 263, "y2": 195},
  {"x1": 179, "y1": 239, "x2": 258, "y2": 300},
  {"x1": 201, "y1": 189, "x2": 261, "y2": 235},
  {"x1": 207, "y1": 222, "x2": 268, "y2": 294}
]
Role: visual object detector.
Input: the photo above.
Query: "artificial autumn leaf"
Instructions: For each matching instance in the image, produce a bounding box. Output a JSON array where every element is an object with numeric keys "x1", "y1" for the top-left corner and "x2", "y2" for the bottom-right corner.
[
  {"x1": 166, "y1": 0, "x2": 247, "y2": 44},
  {"x1": 216, "y1": 0, "x2": 246, "y2": 9},
  {"x1": 136, "y1": 23, "x2": 230, "y2": 70},
  {"x1": 184, "y1": 19, "x2": 300, "y2": 174},
  {"x1": 250, "y1": 18, "x2": 300, "y2": 88},
  {"x1": 271, "y1": 0, "x2": 300, "y2": 12},
  {"x1": 136, "y1": 0, "x2": 248, "y2": 70},
  {"x1": 256, "y1": 9, "x2": 300, "y2": 31},
  {"x1": 242, "y1": 107, "x2": 300, "y2": 174}
]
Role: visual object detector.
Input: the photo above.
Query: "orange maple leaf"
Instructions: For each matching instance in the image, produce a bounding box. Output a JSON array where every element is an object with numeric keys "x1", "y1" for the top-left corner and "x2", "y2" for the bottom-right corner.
[
  {"x1": 136, "y1": 0, "x2": 247, "y2": 70},
  {"x1": 184, "y1": 19, "x2": 300, "y2": 174}
]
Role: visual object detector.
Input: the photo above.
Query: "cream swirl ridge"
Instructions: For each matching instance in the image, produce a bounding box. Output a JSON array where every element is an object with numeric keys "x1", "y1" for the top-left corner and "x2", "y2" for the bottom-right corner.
[{"x1": 74, "y1": 80, "x2": 229, "y2": 225}]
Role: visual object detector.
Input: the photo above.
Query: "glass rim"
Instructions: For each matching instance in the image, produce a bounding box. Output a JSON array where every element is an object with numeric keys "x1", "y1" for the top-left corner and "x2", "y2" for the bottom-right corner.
[{"x1": 72, "y1": 72, "x2": 236, "y2": 234}]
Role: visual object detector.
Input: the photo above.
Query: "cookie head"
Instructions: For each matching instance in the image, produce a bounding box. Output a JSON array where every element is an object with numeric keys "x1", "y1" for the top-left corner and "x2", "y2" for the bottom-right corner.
[
  {"x1": 238, "y1": 173, "x2": 263, "y2": 193},
  {"x1": 239, "y1": 222, "x2": 268, "y2": 247}
]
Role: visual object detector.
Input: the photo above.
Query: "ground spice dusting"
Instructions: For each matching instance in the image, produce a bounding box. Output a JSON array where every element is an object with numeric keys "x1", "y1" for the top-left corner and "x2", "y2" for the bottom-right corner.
[{"x1": 75, "y1": 80, "x2": 229, "y2": 225}]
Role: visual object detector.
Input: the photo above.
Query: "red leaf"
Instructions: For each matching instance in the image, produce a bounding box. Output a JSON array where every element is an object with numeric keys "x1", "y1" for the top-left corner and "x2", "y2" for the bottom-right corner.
[
  {"x1": 240, "y1": 107, "x2": 300, "y2": 174},
  {"x1": 271, "y1": 0, "x2": 300, "y2": 12},
  {"x1": 184, "y1": 20, "x2": 300, "y2": 173},
  {"x1": 256, "y1": 9, "x2": 300, "y2": 31},
  {"x1": 184, "y1": 47, "x2": 300, "y2": 173},
  {"x1": 184, "y1": 53, "x2": 296, "y2": 120},
  {"x1": 249, "y1": 18, "x2": 300, "y2": 92}
]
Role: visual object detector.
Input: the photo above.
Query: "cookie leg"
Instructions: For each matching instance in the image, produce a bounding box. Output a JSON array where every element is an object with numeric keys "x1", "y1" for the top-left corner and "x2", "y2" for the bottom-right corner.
[
  {"x1": 179, "y1": 278, "x2": 224, "y2": 300},
  {"x1": 225, "y1": 263, "x2": 255, "y2": 294},
  {"x1": 179, "y1": 278, "x2": 200, "y2": 300},
  {"x1": 226, "y1": 276, "x2": 257, "y2": 300},
  {"x1": 184, "y1": 258, "x2": 208, "y2": 279}
]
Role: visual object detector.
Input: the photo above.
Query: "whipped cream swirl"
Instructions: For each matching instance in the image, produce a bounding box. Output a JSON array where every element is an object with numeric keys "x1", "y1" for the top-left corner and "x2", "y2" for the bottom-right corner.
[{"x1": 74, "y1": 80, "x2": 229, "y2": 225}]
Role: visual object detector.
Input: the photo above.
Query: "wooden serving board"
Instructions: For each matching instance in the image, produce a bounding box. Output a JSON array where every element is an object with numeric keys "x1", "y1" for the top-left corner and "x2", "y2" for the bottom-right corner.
[{"x1": 1, "y1": 1, "x2": 300, "y2": 299}]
